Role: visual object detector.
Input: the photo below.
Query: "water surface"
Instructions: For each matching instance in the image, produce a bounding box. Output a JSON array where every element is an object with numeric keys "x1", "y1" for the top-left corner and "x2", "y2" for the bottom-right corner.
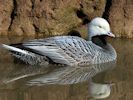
[{"x1": 0, "y1": 37, "x2": 133, "y2": 100}]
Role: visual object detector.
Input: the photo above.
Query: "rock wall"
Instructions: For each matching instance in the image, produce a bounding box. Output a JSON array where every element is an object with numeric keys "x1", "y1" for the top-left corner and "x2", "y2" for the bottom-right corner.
[
  {"x1": 0, "y1": 0, "x2": 13, "y2": 35},
  {"x1": 0, "y1": 0, "x2": 106, "y2": 37},
  {"x1": 108, "y1": 0, "x2": 133, "y2": 38},
  {"x1": 0, "y1": 0, "x2": 133, "y2": 38}
]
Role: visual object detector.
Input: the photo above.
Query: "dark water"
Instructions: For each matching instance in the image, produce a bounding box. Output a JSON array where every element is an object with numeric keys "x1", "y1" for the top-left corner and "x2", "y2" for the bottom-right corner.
[{"x1": 0, "y1": 37, "x2": 133, "y2": 100}]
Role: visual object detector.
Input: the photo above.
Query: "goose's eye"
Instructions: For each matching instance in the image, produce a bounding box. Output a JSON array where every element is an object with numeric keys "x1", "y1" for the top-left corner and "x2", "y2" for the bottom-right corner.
[
  {"x1": 98, "y1": 93, "x2": 103, "y2": 95},
  {"x1": 98, "y1": 26, "x2": 102, "y2": 28}
]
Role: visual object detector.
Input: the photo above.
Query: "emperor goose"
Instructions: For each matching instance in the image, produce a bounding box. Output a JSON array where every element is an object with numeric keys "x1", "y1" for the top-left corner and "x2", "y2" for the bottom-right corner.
[{"x1": 2, "y1": 17, "x2": 117, "y2": 66}]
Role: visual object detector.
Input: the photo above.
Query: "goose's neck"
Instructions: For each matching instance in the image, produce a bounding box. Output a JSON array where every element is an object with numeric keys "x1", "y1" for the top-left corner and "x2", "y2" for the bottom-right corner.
[
  {"x1": 91, "y1": 35, "x2": 107, "y2": 48},
  {"x1": 91, "y1": 35, "x2": 117, "y2": 61}
]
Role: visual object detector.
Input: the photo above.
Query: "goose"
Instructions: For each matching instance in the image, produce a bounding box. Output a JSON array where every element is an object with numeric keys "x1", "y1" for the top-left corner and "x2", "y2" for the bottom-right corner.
[{"x1": 2, "y1": 17, "x2": 117, "y2": 66}]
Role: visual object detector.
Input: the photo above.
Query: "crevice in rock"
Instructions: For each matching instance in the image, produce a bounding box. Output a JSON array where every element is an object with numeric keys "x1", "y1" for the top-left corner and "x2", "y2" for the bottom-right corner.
[
  {"x1": 82, "y1": 18, "x2": 90, "y2": 25},
  {"x1": 76, "y1": 9, "x2": 90, "y2": 25},
  {"x1": 8, "y1": 0, "x2": 17, "y2": 31},
  {"x1": 93, "y1": 6, "x2": 97, "y2": 10},
  {"x1": 31, "y1": 0, "x2": 35, "y2": 9},
  {"x1": 67, "y1": 30, "x2": 81, "y2": 37},
  {"x1": 79, "y1": 3, "x2": 84, "y2": 8},
  {"x1": 76, "y1": 9, "x2": 86, "y2": 19},
  {"x1": 33, "y1": 24, "x2": 40, "y2": 33},
  {"x1": 102, "y1": 0, "x2": 112, "y2": 20}
]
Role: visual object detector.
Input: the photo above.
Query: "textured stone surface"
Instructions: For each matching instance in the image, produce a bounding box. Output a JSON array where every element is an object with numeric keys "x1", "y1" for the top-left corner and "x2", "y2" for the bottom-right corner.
[
  {"x1": 0, "y1": 0, "x2": 13, "y2": 35},
  {"x1": 0, "y1": 0, "x2": 106, "y2": 37},
  {"x1": 108, "y1": 0, "x2": 133, "y2": 38},
  {"x1": 0, "y1": 0, "x2": 133, "y2": 38}
]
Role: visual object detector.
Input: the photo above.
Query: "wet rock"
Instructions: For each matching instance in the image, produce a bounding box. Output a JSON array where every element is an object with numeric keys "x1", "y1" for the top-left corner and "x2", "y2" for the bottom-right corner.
[
  {"x1": 108, "y1": 0, "x2": 133, "y2": 38},
  {"x1": 1, "y1": 0, "x2": 133, "y2": 38},
  {"x1": 0, "y1": 0, "x2": 106, "y2": 37},
  {"x1": 0, "y1": 0, "x2": 13, "y2": 35}
]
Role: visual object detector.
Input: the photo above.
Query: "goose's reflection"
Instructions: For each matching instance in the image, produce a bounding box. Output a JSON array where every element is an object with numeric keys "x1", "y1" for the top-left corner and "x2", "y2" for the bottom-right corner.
[
  {"x1": 1, "y1": 61, "x2": 116, "y2": 99},
  {"x1": 28, "y1": 61, "x2": 116, "y2": 85},
  {"x1": 27, "y1": 61, "x2": 116, "y2": 99},
  {"x1": 88, "y1": 78, "x2": 115, "y2": 99},
  {"x1": 1, "y1": 64, "x2": 51, "y2": 84}
]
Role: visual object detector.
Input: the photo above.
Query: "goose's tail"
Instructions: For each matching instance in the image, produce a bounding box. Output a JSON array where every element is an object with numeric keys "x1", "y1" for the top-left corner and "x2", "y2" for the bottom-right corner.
[
  {"x1": 2, "y1": 44, "x2": 29, "y2": 55},
  {"x1": 1, "y1": 44, "x2": 48, "y2": 65}
]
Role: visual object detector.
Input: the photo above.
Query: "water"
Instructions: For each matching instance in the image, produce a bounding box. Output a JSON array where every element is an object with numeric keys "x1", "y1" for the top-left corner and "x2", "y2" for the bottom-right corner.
[{"x1": 0, "y1": 37, "x2": 133, "y2": 100}]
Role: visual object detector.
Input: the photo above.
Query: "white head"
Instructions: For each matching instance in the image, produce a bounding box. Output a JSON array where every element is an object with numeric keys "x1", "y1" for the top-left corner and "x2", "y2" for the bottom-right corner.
[
  {"x1": 88, "y1": 17, "x2": 115, "y2": 40},
  {"x1": 89, "y1": 81, "x2": 114, "y2": 99}
]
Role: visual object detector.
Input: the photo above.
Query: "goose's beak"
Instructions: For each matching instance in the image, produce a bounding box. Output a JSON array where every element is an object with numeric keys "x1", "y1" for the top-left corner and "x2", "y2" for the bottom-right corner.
[{"x1": 107, "y1": 32, "x2": 115, "y2": 38}]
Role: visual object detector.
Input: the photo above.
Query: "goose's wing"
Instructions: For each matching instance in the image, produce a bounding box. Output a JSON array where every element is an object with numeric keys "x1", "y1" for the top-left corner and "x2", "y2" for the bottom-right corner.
[{"x1": 23, "y1": 36, "x2": 96, "y2": 66}]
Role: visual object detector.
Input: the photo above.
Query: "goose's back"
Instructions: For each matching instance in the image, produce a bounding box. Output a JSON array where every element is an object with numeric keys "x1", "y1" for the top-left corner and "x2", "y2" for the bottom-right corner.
[{"x1": 23, "y1": 36, "x2": 115, "y2": 66}]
